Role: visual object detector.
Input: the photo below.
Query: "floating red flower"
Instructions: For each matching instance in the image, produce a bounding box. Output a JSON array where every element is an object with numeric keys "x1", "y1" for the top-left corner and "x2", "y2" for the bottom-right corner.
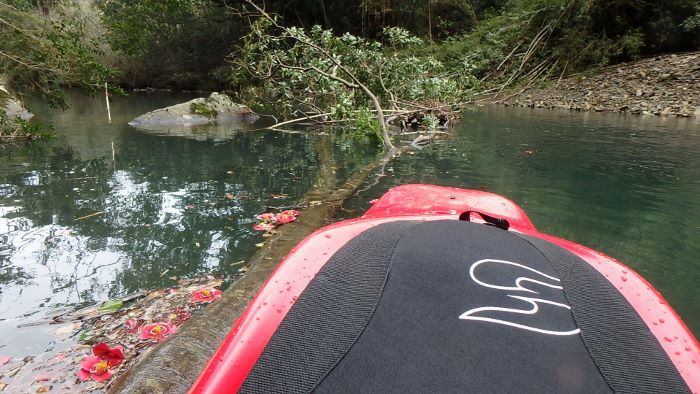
[
  {"x1": 139, "y1": 322, "x2": 176, "y2": 341},
  {"x1": 77, "y1": 356, "x2": 112, "y2": 382},
  {"x1": 255, "y1": 213, "x2": 277, "y2": 222},
  {"x1": 275, "y1": 213, "x2": 297, "y2": 224},
  {"x1": 192, "y1": 288, "x2": 222, "y2": 303},
  {"x1": 279, "y1": 210, "x2": 300, "y2": 217},
  {"x1": 92, "y1": 343, "x2": 124, "y2": 366},
  {"x1": 252, "y1": 222, "x2": 275, "y2": 231},
  {"x1": 254, "y1": 210, "x2": 299, "y2": 230}
]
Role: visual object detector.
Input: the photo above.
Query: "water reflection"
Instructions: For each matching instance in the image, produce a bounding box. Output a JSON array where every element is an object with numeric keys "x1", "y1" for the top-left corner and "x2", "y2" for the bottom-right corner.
[
  {"x1": 1, "y1": 95, "x2": 699, "y2": 358},
  {"x1": 0, "y1": 92, "x2": 324, "y2": 355}
]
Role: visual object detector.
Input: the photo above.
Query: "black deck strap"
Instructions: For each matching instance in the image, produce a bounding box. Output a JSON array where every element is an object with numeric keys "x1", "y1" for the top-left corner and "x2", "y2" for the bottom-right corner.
[
  {"x1": 459, "y1": 210, "x2": 510, "y2": 230},
  {"x1": 239, "y1": 220, "x2": 420, "y2": 394},
  {"x1": 519, "y1": 234, "x2": 691, "y2": 394}
]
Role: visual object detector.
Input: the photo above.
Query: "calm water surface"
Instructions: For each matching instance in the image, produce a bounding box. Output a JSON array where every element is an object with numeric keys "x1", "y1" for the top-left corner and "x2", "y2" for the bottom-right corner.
[{"x1": 1, "y1": 93, "x2": 698, "y2": 356}]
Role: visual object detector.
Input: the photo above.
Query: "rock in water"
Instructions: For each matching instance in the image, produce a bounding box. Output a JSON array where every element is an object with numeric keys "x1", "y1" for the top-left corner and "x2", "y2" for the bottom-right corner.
[{"x1": 128, "y1": 92, "x2": 259, "y2": 141}]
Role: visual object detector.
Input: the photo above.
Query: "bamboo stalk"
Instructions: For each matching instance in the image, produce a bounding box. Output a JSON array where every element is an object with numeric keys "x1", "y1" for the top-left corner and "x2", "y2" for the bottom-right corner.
[{"x1": 105, "y1": 82, "x2": 111, "y2": 123}]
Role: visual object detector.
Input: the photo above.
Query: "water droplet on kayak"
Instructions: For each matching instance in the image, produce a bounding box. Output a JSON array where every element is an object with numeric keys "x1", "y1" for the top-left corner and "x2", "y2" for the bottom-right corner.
[
  {"x1": 256, "y1": 317, "x2": 260, "y2": 321},
  {"x1": 276, "y1": 309, "x2": 282, "y2": 313},
  {"x1": 664, "y1": 336, "x2": 673, "y2": 342},
  {"x1": 286, "y1": 287, "x2": 292, "y2": 291},
  {"x1": 675, "y1": 351, "x2": 681, "y2": 356},
  {"x1": 659, "y1": 300, "x2": 665, "y2": 304},
  {"x1": 292, "y1": 296, "x2": 298, "y2": 301},
  {"x1": 621, "y1": 276, "x2": 628, "y2": 282},
  {"x1": 263, "y1": 302, "x2": 268, "y2": 306},
  {"x1": 659, "y1": 318, "x2": 665, "y2": 323},
  {"x1": 325, "y1": 234, "x2": 332, "y2": 239},
  {"x1": 686, "y1": 347, "x2": 692, "y2": 352},
  {"x1": 622, "y1": 270, "x2": 628, "y2": 274}
]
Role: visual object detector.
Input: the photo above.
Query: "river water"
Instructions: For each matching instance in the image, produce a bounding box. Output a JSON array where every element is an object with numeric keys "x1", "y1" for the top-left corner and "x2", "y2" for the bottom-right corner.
[{"x1": 1, "y1": 92, "x2": 699, "y2": 357}]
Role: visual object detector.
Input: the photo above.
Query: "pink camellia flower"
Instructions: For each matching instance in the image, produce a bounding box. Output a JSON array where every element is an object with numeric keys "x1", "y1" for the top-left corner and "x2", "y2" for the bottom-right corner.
[
  {"x1": 275, "y1": 213, "x2": 297, "y2": 224},
  {"x1": 92, "y1": 343, "x2": 124, "y2": 367},
  {"x1": 252, "y1": 222, "x2": 275, "y2": 231},
  {"x1": 139, "y1": 322, "x2": 176, "y2": 341},
  {"x1": 192, "y1": 288, "x2": 223, "y2": 303},
  {"x1": 255, "y1": 213, "x2": 277, "y2": 222},
  {"x1": 77, "y1": 355, "x2": 112, "y2": 382}
]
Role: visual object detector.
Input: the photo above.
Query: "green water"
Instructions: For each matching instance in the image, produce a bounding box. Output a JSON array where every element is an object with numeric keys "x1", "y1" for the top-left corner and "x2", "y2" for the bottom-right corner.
[{"x1": 1, "y1": 93, "x2": 699, "y2": 357}]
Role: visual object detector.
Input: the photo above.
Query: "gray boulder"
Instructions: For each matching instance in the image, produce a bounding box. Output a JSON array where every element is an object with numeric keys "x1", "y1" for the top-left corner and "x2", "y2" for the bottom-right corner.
[{"x1": 128, "y1": 92, "x2": 259, "y2": 140}]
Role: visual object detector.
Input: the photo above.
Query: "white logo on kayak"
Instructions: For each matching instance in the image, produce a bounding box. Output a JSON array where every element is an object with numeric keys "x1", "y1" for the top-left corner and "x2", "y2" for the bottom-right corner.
[{"x1": 459, "y1": 259, "x2": 581, "y2": 336}]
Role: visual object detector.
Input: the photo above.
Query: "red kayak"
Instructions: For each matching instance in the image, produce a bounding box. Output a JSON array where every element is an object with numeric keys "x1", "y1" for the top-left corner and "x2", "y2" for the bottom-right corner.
[{"x1": 191, "y1": 184, "x2": 699, "y2": 393}]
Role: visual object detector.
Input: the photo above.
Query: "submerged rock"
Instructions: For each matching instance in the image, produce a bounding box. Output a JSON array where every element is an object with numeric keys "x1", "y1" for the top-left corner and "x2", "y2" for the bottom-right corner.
[{"x1": 128, "y1": 92, "x2": 259, "y2": 140}]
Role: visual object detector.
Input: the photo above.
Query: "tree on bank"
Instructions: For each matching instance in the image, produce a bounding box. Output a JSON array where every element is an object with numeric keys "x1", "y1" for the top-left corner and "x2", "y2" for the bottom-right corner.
[
  {"x1": 1, "y1": 0, "x2": 114, "y2": 140},
  {"x1": 0, "y1": 1, "x2": 112, "y2": 107},
  {"x1": 232, "y1": 2, "x2": 481, "y2": 151}
]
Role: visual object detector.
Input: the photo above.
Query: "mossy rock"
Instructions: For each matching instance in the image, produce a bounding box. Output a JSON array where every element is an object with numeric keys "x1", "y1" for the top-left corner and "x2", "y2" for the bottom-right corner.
[{"x1": 127, "y1": 92, "x2": 259, "y2": 141}]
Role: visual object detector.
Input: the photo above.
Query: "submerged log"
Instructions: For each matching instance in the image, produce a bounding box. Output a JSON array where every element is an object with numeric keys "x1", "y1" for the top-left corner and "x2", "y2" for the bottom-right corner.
[{"x1": 109, "y1": 136, "x2": 395, "y2": 393}]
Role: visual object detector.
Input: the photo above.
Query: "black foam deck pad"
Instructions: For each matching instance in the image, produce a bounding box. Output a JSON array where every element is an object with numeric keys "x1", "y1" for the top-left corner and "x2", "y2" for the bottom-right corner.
[
  {"x1": 241, "y1": 220, "x2": 689, "y2": 393},
  {"x1": 520, "y1": 234, "x2": 690, "y2": 394},
  {"x1": 240, "y1": 220, "x2": 420, "y2": 394}
]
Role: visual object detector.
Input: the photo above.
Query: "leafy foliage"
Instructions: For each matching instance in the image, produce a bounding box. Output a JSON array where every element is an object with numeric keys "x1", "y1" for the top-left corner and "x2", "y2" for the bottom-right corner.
[
  {"x1": 682, "y1": 12, "x2": 700, "y2": 32},
  {"x1": 422, "y1": 0, "x2": 700, "y2": 80},
  {"x1": 0, "y1": 1, "x2": 114, "y2": 108},
  {"x1": 351, "y1": 108, "x2": 383, "y2": 147},
  {"x1": 232, "y1": 21, "x2": 479, "y2": 124},
  {"x1": 0, "y1": 108, "x2": 54, "y2": 141},
  {"x1": 98, "y1": 0, "x2": 240, "y2": 90}
]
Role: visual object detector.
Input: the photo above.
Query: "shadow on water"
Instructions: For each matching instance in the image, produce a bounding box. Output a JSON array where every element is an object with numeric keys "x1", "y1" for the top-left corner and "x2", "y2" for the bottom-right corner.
[{"x1": 1, "y1": 93, "x2": 699, "y2": 358}]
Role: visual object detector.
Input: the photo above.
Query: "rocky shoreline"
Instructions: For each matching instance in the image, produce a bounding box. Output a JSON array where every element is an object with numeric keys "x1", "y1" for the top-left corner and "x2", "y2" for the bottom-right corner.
[{"x1": 498, "y1": 52, "x2": 700, "y2": 118}]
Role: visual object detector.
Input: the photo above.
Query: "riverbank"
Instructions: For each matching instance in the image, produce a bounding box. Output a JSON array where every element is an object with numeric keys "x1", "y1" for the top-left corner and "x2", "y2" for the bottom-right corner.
[
  {"x1": 497, "y1": 52, "x2": 700, "y2": 118},
  {"x1": 1, "y1": 75, "x2": 35, "y2": 140}
]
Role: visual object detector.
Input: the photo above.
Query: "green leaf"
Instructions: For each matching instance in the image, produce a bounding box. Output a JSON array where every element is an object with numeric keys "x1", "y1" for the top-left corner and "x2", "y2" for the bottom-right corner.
[
  {"x1": 98, "y1": 299, "x2": 123, "y2": 312},
  {"x1": 78, "y1": 330, "x2": 94, "y2": 342}
]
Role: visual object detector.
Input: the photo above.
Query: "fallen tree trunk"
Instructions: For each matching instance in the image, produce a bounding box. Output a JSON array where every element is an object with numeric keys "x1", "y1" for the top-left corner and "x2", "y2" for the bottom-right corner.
[{"x1": 109, "y1": 136, "x2": 395, "y2": 393}]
